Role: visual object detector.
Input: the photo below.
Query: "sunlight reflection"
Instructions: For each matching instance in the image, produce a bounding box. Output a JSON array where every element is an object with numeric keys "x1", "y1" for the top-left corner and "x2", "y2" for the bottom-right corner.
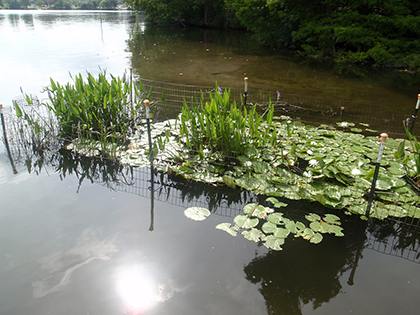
[{"x1": 117, "y1": 266, "x2": 158, "y2": 313}]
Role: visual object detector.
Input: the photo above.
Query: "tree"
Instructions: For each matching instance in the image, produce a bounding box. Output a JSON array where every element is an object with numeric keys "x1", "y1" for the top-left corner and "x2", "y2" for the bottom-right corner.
[
  {"x1": 124, "y1": 0, "x2": 239, "y2": 28},
  {"x1": 4, "y1": 0, "x2": 21, "y2": 8},
  {"x1": 51, "y1": 0, "x2": 72, "y2": 9},
  {"x1": 99, "y1": 0, "x2": 118, "y2": 9},
  {"x1": 122, "y1": 0, "x2": 420, "y2": 70},
  {"x1": 79, "y1": 0, "x2": 100, "y2": 9}
]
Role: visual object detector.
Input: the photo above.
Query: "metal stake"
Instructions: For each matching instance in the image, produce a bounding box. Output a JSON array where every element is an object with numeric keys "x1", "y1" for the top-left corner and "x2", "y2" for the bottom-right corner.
[
  {"x1": 143, "y1": 99, "x2": 153, "y2": 163},
  {"x1": 366, "y1": 133, "x2": 388, "y2": 216},
  {"x1": 244, "y1": 77, "x2": 248, "y2": 108},
  {"x1": 130, "y1": 67, "x2": 133, "y2": 106},
  {"x1": 409, "y1": 94, "x2": 420, "y2": 134}
]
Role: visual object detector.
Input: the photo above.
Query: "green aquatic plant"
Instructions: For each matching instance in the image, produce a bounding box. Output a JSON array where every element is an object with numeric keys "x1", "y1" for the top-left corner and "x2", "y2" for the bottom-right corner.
[
  {"x1": 184, "y1": 207, "x2": 211, "y2": 221},
  {"x1": 44, "y1": 70, "x2": 143, "y2": 145},
  {"x1": 215, "y1": 198, "x2": 344, "y2": 250},
  {"x1": 179, "y1": 85, "x2": 274, "y2": 158}
]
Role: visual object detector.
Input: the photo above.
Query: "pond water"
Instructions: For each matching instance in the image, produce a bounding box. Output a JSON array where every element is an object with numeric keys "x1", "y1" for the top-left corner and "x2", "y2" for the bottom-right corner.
[{"x1": 1, "y1": 10, "x2": 420, "y2": 315}]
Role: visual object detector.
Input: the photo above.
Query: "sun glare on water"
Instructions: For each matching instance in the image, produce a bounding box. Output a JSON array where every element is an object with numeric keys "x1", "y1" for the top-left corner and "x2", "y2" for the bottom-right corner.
[{"x1": 117, "y1": 267, "x2": 158, "y2": 313}]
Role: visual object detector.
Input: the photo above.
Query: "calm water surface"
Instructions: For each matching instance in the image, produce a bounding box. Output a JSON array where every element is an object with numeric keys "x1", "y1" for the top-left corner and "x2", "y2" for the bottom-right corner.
[{"x1": 1, "y1": 10, "x2": 420, "y2": 315}]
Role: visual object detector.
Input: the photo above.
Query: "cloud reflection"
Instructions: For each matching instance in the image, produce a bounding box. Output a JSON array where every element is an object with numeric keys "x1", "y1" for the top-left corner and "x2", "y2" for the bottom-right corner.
[{"x1": 32, "y1": 227, "x2": 118, "y2": 298}]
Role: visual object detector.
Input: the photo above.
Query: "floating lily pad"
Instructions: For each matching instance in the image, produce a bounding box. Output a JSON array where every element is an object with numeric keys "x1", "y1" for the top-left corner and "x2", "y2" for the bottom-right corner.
[
  {"x1": 323, "y1": 214, "x2": 341, "y2": 224},
  {"x1": 274, "y1": 227, "x2": 290, "y2": 238},
  {"x1": 266, "y1": 197, "x2": 288, "y2": 208},
  {"x1": 242, "y1": 228, "x2": 264, "y2": 242},
  {"x1": 262, "y1": 221, "x2": 278, "y2": 234},
  {"x1": 305, "y1": 213, "x2": 321, "y2": 222},
  {"x1": 310, "y1": 233, "x2": 323, "y2": 244},
  {"x1": 234, "y1": 215, "x2": 259, "y2": 229},
  {"x1": 267, "y1": 213, "x2": 283, "y2": 224},
  {"x1": 184, "y1": 207, "x2": 211, "y2": 221},
  {"x1": 215, "y1": 223, "x2": 239, "y2": 236},
  {"x1": 263, "y1": 235, "x2": 285, "y2": 250}
]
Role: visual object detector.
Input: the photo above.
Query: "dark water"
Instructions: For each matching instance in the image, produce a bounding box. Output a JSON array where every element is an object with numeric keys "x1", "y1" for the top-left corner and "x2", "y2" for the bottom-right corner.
[{"x1": 1, "y1": 10, "x2": 420, "y2": 315}]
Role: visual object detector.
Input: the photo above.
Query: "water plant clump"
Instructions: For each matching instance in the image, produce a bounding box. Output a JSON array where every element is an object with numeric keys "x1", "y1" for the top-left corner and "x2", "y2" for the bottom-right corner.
[
  {"x1": 15, "y1": 70, "x2": 145, "y2": 150},
  {"x1": 215, "y1": 198, "x2": 344, "y2": 250},
  {"x1": 179, "y1": 86, "x2": 274, "y2": 158}
]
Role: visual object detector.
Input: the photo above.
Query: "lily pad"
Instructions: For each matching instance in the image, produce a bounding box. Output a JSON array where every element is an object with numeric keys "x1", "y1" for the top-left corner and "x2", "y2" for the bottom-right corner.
[
  {"x1": 310, "y1": 233, "x2": 324, "y2": 244},
  {"x1": 215, "y1": 223, "x2": 239, "y2": 236},
  {"x1": 267, "y1": 213, "x2": 284, "y2": 224},
  {"x1": 262, "y1": 221, "x2": 278, "y2": 234},
  {"x1": 263, "y1": 235, "x2": 285, "y2": 250},
  {"x1": 305, "y1": 213, "x2": 321, "y2": 222},
  {"x1": 184, "y1": 207, "x2": 211, "y2": 221},
  {"x1": 273, "y1": 227, "x2": 290, "y2": 238},
  {"x1": 234, "y1": 215, "x2": 259, "y2": 229},
  {"x1": 242, "y1": 228, "x2": 264, "y2": 242},
  {"x1": 266, "y1": 197, "x2": 288, "y2": 208},
  {"x1": 323, "y1": 214, "x2": 341, "y2": 224}
]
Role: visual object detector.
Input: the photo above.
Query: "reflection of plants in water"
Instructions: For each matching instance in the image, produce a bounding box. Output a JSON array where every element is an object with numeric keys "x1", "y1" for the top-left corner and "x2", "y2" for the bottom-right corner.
[
  {"x1": 163, "y1": 170, "x2": 257, "y2": 212},
  {"x1": 126, "y1": 22, "x2": 263, "y2": 68},
  {"x1": 56, "y1": 149, "x2": 135, "y2": 192},
  {"x1": 216, "y1": 197, "x2": 344, "y2": 250}
]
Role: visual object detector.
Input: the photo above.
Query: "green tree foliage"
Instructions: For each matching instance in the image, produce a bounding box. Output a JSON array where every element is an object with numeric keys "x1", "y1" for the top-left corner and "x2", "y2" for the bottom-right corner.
[
  {"x1": 291, "y1": 0, "x2": 420, "y2": 69},
  {"x1": 99, "y1": 0, "x2": 118, "y2": 9},
  {"x1": 51, "y1": 0, "x2": 73, "y2": 9},
  {"x1": 125, "y1": 0, "x2": 420, "y2": 70},
  {"x1": 4, "y1": 0, "x2": 22, "y2": 8},
  {"x1": 124, "y1": 0, "x2": 239, "y2": 28},
  {"x1": 78, "y1": 0, "x2": 101, "y2": 10}
]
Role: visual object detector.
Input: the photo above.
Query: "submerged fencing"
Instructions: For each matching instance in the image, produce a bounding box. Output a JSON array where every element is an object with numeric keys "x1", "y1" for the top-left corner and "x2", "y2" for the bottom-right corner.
[{"x1": 140, "y1": 77, "x2": 419, "y2": 139}]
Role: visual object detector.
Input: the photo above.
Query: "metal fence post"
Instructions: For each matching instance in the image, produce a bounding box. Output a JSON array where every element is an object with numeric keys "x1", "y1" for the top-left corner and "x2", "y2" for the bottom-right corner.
[
  {"x1": 409, "y1": 94, "x2": 420, "y2": 134},
  {"x1": 143, "y1": 99, "x2": 153, "y2": 164},
  {"x1": 244, "y1": 77, "x2": 248, "y2": 107},
  {"x1": 130, "y1": 67, "x2": 134, "y2": 106},
  {"x1": 366, "y1": 133, "x2": 388, "y2": 216}
]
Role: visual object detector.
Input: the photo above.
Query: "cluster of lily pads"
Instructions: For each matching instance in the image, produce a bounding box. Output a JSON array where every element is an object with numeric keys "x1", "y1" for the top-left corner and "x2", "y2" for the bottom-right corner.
[
  {"x1": 85, "y1": 112, "x2": 420, "y2": 221},
  {"x1": 184, "y1": 197, "x2": 344, "y2": 250}
]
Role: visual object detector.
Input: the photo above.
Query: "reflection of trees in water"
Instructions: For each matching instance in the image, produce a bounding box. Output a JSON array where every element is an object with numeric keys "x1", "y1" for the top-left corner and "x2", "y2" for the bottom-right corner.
[
  {"x1": 244, "y1": 215, "x2": 420, "y2": 315},
  {"x1": 244, "y1": 219, "x2": 367, "y2": 315},
  {"x1": 367, "y1": 218, "x2": 420, "y2": 261}
]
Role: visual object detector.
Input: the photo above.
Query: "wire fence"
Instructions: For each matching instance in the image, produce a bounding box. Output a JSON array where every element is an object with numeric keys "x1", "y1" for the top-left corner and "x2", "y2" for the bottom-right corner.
[
  {"x1": 140, "y1": 78, "x2": 415, "y2": 139},
  {"x1": 2, "y1": 78, "x2": 420, "y2": 264}
]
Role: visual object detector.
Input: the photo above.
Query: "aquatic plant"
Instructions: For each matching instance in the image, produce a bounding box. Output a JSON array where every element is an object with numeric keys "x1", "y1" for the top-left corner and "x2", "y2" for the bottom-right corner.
[
  {"x1": 184, "y1": 207, "x2": 211, "y2": 221},
  {"x1": 179, "y1": 86, "x2": 274, "y2": 158},
  {"x1": 215, "y1": 198, "x2": 343, "y2": 250},
  {"x1": 33, "y1": 71, "x2": 143, "y2": 147}
]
